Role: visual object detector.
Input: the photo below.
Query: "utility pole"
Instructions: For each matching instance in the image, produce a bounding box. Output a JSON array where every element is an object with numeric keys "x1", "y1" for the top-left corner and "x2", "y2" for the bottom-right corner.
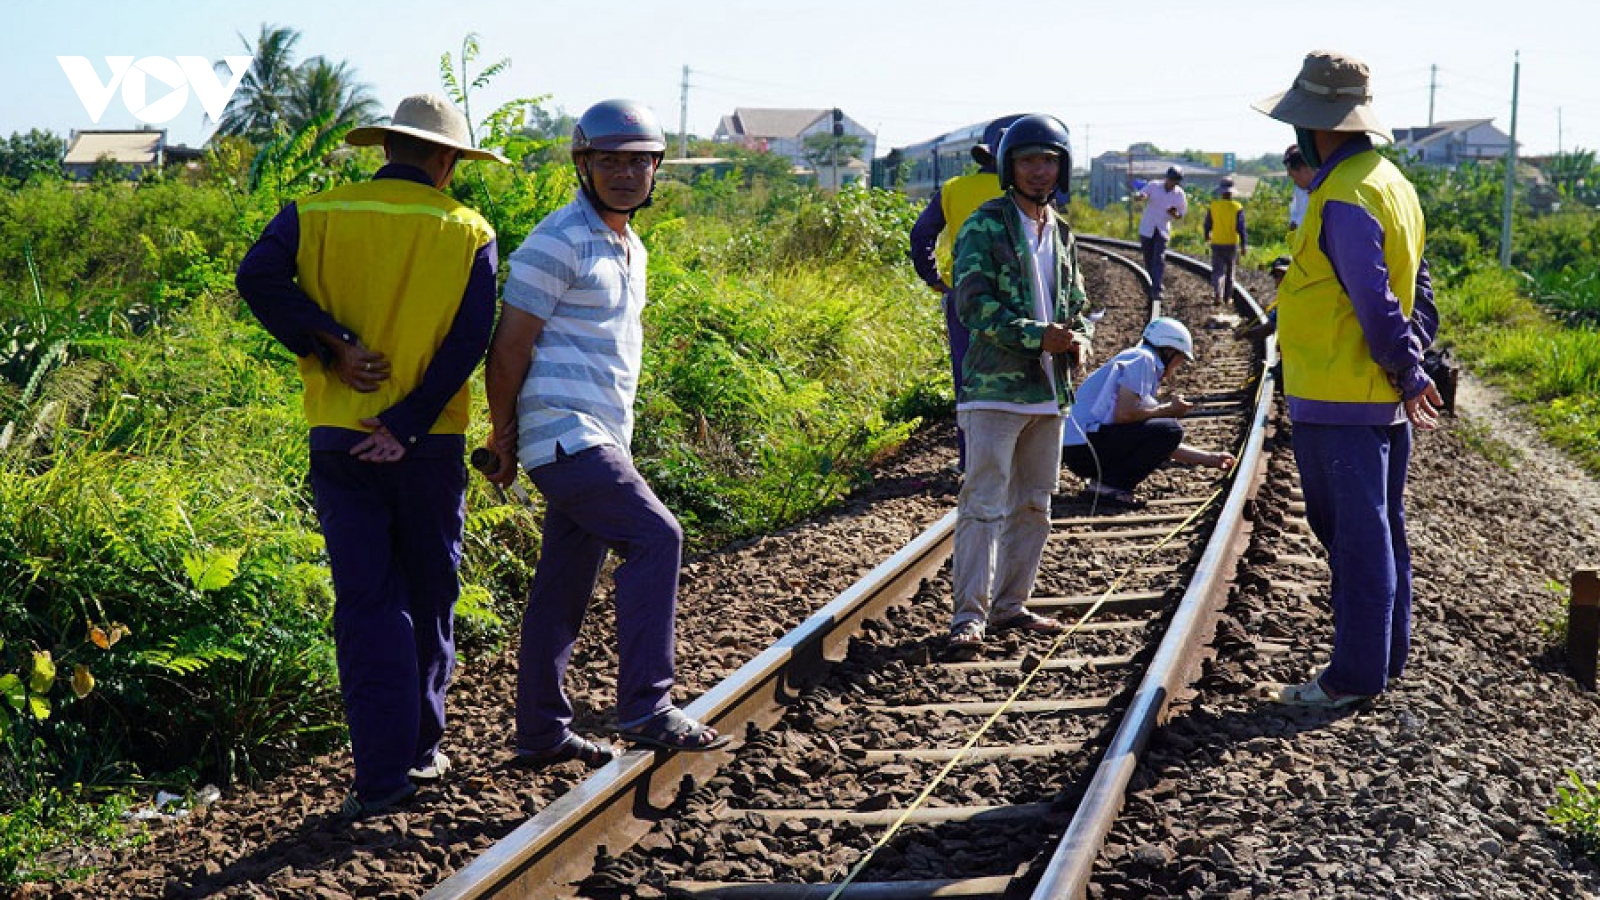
[
  {"x1": 1559, "y1": 107, "x2": 1564, "y2": 154},
  {"x1": 1428, "y1": 64, "x2": 1437, "y2": 126},
  {"x1": 678, "y1": 65, "x2": 690, "y2": 159},
  {"x1": 1126, "y1": 147, "x2": 1135, "y2": 237},
  {"x1": 1083, "y1": 124, "x2": 1090, "y2": 201},
  {"x1": 1499, "y1": 51, "x2": 1520, "y2": 269}
]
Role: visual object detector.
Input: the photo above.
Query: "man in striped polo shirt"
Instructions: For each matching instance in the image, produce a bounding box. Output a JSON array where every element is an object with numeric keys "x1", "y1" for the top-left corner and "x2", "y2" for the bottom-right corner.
[
  {"x1": 237, "y1": 94, "x2": 506, "y2": 818},
  {"x1": 484, "y1": 100, "x2": 726, "y2": 763}
]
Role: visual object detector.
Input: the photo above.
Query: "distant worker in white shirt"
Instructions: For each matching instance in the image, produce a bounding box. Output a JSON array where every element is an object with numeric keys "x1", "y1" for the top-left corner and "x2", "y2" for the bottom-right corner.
[
  {"x1": 1135, "y1": 166, "x2": 1188, "y2": 301},
  {"x1": 1284, "y1": 145, "x2": 1314, "y2": 230}
]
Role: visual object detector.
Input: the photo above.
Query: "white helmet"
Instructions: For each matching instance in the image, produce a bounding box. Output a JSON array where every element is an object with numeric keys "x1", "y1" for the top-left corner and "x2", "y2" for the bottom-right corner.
[{"x1": 1142, "y1": 317, "x2": 1195, "y2": 360}]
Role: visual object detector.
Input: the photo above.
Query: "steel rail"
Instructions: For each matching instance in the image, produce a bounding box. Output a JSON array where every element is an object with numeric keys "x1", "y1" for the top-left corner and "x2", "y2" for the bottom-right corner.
[
  {"x1": 422, "y1": 511, "x2": 957, "y2": 900},
  {"x1": 1028, "y1": 239, "x2": 1276, "y2": 900}
]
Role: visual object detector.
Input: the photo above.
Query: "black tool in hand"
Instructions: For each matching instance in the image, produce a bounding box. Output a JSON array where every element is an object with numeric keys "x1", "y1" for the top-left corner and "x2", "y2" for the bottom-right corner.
[{"x1": 471, "y1": 447, "x2": 532, "y2": 507}]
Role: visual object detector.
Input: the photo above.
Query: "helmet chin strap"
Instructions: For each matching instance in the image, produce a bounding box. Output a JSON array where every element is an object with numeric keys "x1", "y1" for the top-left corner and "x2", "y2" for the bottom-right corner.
[
  {"x1": 1011, "y1": 182, "x2": 1054, "y2": 210},
  {"x1": 1023, "y1": 187, "x2": 1053, "y2": 206}
]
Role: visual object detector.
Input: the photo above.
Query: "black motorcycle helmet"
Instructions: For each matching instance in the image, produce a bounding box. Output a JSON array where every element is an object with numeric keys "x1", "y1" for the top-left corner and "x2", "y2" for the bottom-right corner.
[{"x1": 996, "y1": 114, "x2": 1072, "y2": 202}]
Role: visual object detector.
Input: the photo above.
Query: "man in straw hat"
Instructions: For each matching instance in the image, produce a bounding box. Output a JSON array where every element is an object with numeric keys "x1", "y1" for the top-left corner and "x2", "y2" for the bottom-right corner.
[
  {"x1": 909, "y1": 113, "x2": 1025, "y2": 470},
  {"x1": 237, "y1": 93, "x2": 506, "y2": 817},
  {"x1": 1251, "y1": 51, "x2": 1442, "y2": 709}
]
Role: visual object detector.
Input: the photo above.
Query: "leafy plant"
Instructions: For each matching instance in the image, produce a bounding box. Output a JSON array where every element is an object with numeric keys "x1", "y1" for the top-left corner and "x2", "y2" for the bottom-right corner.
[
  {"x1": 0, "y1": 785, "x2": 142, "y2": 887},
  {"x1": 1550, "y1": 770, "x2": 1600, "y2": 859}
]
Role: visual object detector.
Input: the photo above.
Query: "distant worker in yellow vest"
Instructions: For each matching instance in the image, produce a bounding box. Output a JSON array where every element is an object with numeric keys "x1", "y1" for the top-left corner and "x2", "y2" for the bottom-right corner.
[
  {"x1": 909, "y1": 113, "x2": 1023, "y2": 470},
  {"x1": 236, "y1": 94, "x2": 506, "y2": 818},
  {"x1": 1252, "y1": 51, "x2": 1443, "y2": 710},
  {"x1": 1203, "y1": 176, "x2": 1248, "y2": 303}
]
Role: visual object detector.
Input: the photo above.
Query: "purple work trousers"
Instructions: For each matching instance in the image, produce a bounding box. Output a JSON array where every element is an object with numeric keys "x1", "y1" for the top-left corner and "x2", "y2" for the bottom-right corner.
[
  {"x1": 1140, "y1": 232, "x2": 1169, "y2": 301},
  {"x1": 1291, "y1": 421, "x2": 1414, "y2": 697},
  {"x1": 309, "y1": 443, "x2": 465, "y2": 799},
  {"x1": 515, "y1": 443, "x2": 683, "y2": 751}
]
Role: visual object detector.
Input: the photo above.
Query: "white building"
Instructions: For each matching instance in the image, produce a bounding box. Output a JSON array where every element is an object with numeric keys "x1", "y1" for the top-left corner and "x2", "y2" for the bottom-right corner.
[
  {"x1": 713, "y1": 107, "x2": 876, "y2": 189},
  {"x1": 1392, "y1": 119, "x2": 1516, "y2": 166}
]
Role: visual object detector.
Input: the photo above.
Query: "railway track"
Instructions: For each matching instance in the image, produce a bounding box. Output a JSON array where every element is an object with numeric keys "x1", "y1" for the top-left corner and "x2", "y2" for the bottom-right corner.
[{"x1": 423, "y1": 239, "x2": 1277, "y2": 900}]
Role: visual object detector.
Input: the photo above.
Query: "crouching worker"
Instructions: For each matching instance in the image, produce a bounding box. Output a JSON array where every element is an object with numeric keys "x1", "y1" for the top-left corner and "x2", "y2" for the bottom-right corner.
[
  {"x1": 947, "y1": 113, "x2": 1094, "y2": 652},
  {"x1": 236, "y1": 94, "x2": 507, "y2": 818},
  {"x1": 1062, "y1": 317, "x2": 1235, "y2": 509}
]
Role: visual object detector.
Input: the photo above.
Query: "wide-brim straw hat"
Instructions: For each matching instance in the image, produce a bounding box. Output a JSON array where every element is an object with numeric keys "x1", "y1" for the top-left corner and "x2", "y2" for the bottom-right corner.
[
  {"x1": 346, "y1": 93, "x2": 508, "y2": 163},
  {"x1": 1252, "y1": 50, "x2": 1392, "y2": 143}
]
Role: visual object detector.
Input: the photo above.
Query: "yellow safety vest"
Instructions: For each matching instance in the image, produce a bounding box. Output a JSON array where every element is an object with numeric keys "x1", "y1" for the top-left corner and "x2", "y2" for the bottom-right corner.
[
  {"x1": 1278, "y1": 149, "x2": 1424, "y2": 405},
  {"x1": 935, "y1": 172, "x2": 1002, "y2": 285},
  {"x1": 1208, "y1": 198, "x2": 1243, "y2": 245},
  {"x1": 293, "y1": 178, "x2": 494, "y2": 434}
]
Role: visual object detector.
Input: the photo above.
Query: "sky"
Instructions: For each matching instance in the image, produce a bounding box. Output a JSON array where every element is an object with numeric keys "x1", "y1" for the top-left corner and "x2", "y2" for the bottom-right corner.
[{"x1": 6, "y1": 0, "x2": 1597, "y2": 167}]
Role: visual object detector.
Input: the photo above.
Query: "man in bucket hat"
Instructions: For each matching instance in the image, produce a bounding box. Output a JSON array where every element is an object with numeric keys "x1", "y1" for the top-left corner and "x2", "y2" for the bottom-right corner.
[
  {"x1": 237, "y1": 93, "x2": 505, "y2": 817},
  {"x1": 1251, "y1": 52, "x2": 1443, "y2": 709},
  {"x1": 909, "y1": 114, "x2": 1025, "y2": 470}
]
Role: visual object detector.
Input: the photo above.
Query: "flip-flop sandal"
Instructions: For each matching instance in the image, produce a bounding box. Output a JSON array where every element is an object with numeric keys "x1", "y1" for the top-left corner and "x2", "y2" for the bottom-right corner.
[
  {"x1": 512, "y1": 732, "x2": 620, "y2": 769},
  {"x1": 1270, "y1": 678, "x2": 1369, "y2": 709},
  {"x1": 947, "y1": 621, "x2": 985, "y2": 650},
  {"x1": 991, "y1": 611, "x2": 1067, "y2": 634},
  {"x1": 618, "y1": 708, "x2": 730, "y2": 752}
]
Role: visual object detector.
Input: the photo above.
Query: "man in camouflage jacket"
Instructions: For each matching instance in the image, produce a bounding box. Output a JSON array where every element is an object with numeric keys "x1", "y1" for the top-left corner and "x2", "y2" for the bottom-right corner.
[{"x1": 946, "y1": 113, "x2": 1094, "y2": 650}]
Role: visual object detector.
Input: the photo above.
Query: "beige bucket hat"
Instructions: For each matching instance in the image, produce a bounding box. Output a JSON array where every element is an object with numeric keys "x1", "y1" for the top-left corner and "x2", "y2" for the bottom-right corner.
[
  {"x1": 1252, "y1": 50, "x2": 1392, "y2": 142},
  {"x1": 346, "y1": 93, "x2": 508, "y2": 163}
]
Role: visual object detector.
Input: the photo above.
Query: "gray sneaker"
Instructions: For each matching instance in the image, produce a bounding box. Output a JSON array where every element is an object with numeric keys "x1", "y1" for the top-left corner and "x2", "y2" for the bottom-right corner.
[{"x1": 338, "y1": 782, "x2": 417, "y2": 820}]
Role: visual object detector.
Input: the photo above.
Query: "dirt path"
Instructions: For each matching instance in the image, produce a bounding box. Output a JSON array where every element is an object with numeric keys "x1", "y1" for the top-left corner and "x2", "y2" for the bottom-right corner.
[{"x1": 1455, "y1": 370, "x2": 1600, "y2": 536}]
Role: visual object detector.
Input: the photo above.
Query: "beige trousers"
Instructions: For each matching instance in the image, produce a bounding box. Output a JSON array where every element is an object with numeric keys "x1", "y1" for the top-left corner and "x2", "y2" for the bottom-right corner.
[{"x1": 951, "y1": 409, "x2": 1064, "y2": 631}]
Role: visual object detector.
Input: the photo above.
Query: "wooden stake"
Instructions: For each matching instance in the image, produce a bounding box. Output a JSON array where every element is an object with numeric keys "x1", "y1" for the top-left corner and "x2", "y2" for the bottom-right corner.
[{"x1": 1568, "y1": 569, "x2": 1600, "y2": 690}]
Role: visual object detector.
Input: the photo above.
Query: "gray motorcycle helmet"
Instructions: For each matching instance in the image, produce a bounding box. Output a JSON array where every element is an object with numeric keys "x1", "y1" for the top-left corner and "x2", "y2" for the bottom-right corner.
[{"x1": 572, "y1": 99, "x2": 667, "y2": 155}]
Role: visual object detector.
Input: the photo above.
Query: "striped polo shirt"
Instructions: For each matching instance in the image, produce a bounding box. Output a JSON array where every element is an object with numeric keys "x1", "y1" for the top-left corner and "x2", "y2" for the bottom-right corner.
[{"x1": 503, "y1": 193, "x2": 647, "y2": 470}]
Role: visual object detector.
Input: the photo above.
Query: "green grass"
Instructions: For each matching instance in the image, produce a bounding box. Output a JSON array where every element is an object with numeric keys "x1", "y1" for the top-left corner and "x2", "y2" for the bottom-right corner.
[
  {"x1": 1550, "y1": 771, "x2": 1600, "y2": 861},
  {"x1": 1436, "y1": 268, "x2": 1600, "y2": 475}
]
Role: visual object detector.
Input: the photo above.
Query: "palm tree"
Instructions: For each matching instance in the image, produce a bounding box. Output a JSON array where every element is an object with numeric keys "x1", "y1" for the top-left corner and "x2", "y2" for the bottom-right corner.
[
  {"x1": 288, "y1": 57, "x2": 382, "y2": 136},
  {"x1": 213, "y1": 24, "x2": 302, "y2": 143}
]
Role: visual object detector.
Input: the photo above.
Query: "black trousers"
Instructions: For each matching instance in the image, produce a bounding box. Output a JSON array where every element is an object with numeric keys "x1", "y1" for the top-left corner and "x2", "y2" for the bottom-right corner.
[{"x1": 1063, "y1": 419, "x2": 1183, "y2": 491}]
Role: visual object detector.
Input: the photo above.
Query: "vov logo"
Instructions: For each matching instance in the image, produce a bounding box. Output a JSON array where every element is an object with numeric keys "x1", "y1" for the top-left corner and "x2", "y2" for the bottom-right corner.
[{"x1": 58, "y1": 56, "x2": 254, "y2": 125}]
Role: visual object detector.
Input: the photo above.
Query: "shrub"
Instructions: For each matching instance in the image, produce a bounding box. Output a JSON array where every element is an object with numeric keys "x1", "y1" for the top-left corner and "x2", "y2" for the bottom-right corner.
[{"x1": 1551, "y1": 771, "x2": 1600, "y2": 860}]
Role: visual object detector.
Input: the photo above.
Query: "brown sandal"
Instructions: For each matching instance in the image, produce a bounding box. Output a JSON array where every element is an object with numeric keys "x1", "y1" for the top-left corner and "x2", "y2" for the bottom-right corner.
[
  {"x1": 991, "y1": 610, "x2": 1066, "y2": 634},
  {"x1": 513, "y1": 732, "x2": 619, "y2": 770}
]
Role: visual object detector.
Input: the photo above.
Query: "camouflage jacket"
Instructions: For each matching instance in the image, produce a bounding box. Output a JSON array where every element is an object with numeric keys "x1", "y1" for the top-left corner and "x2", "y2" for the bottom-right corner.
[{"x1": 952, "y1": 196, "x2": 1094, "y2": 409}]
